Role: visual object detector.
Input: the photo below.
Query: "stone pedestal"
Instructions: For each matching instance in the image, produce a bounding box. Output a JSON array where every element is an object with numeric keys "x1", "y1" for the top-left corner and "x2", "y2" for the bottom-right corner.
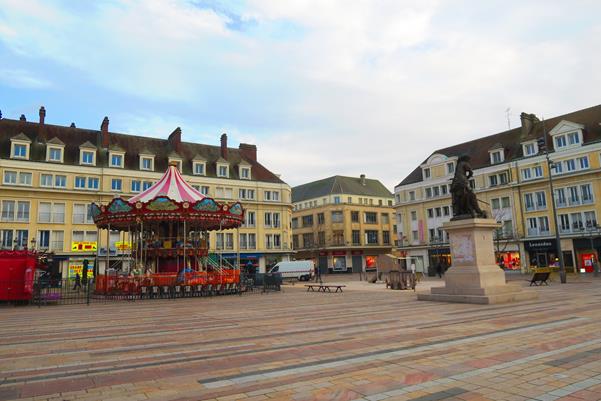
[{"x1": 417, "y1": 218, "x2": 538, "y2": 304}]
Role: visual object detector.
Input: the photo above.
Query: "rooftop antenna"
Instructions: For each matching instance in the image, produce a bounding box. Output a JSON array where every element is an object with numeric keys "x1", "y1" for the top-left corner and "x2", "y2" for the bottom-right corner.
[{"x1": 505, "y1": 107, "x2": 511, "y2": 129}]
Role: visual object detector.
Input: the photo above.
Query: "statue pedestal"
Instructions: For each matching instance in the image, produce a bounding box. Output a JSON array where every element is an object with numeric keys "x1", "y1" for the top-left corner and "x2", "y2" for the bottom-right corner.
[{"x1": 417, "y1": 218, "x2": 538, "y2": 304}]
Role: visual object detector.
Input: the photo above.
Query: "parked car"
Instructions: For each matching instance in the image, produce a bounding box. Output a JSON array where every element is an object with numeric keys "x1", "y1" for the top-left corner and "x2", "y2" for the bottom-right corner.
[{"x1": 268, "y1": 261, "x2": 314, "y2": 281}]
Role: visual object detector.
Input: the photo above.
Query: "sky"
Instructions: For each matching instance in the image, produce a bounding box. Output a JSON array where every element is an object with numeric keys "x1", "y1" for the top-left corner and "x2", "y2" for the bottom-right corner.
[{"x1": 1, "y1": 0, "x2": 600, "y2": 190}]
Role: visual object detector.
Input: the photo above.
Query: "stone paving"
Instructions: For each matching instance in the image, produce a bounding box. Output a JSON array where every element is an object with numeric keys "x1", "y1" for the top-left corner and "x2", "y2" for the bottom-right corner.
[{"x1": 1, "y1": 277, "x2": 601, "y2": 401}]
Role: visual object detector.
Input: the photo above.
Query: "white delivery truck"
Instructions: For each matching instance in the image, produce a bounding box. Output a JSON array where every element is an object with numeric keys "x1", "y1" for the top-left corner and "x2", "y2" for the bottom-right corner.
[{"x1": 268, "y1": 260, "x2": 315, "y2": 281}]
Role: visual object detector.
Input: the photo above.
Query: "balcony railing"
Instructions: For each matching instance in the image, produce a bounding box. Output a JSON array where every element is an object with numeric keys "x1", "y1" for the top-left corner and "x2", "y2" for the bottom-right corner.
[{"x1": 527, "y1": 228, "x2": 550, "y2": 237}]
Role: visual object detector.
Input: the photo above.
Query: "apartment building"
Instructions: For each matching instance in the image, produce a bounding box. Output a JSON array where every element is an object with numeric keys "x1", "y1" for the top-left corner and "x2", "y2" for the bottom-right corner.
[
  {"x1": 292, "y1": 175, "x2": 396, "y2": 274},
  {"x1": 394, "y1": 104, "x2": 601, "y2": 275},
  {"x1": 0, "y1": 108, "x2": 292, "y2": 277}
]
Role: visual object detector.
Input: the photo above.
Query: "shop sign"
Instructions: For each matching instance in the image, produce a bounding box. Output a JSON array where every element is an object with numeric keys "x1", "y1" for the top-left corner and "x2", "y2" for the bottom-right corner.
[
  {"x1": 525, "y1": 239, "x2": 557, "y2": 251},
  {"x1": 71, "y1": 241, "x2": 97, "y2": 252},
  {"x1": 68, "y1": 262, "x2": 94, "y2": 278},
  {"x1": 319, "y1": 251, "x2": 328, "y2": 256},
  {"x1": 351, "y1": 250, "x2": 363, "y2": 255},
  {"x1": 332, "y1": 250, "x2": 347, "y2": 256},
  {"x1": 115, "y1": 241, "x2": 131, "y2": 251}
]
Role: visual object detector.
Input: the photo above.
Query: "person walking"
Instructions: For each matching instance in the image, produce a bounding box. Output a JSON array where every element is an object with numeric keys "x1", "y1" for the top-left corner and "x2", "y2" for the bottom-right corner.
[
  {"x1": 73, "y1": 273, "x2": 82, "y2": 291},
  {"x1": 436, "y1": 263, "x2": 443, "y2": 278}
]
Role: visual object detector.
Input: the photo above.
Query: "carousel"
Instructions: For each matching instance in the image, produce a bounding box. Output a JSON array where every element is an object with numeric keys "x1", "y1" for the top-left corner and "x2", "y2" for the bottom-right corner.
[{"x1": 90, "y1": 162, "x2": 245, "y2": 296}]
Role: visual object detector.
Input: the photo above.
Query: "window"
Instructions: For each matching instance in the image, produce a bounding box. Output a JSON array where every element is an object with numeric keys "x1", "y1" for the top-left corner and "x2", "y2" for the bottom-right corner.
[
  {"x1": 110, "y1": 154, "x2": 123, "y2": 167},
  {"x1": 143, "y1": 181, "x2": 153, "y2": 191},
  {"x1": 383, "y1": 231, "x2": 390, "y2": 245},
  {"x1": 553, "y1": 162, "x2": 563, "y2": 174},
  {"x1": 264, "y1": 191, "x2": 280, "y2": 201},
  {"x1": 524, "y1": 193, "x2": 535, "y2": 211},
  {"x1": 585, "y1": 211, "x2": 597, "y2": 228},
  {"x1": 566, "y1": 159, "x2": 576, "y2": 172},
  {"x1": 534, "y1": 166, "x2": 543, "y2": 178},
  {"x1": 555, "y1": 188, "x2": 567, "y2": 207},
  {"x1": 248, "y1": 233, "x2": 256, "y2": 249},
  {"x1": 302, "y1": 215, "x2": 313, "y2": 227},
  {"x1": 535, "y1": 191, "x2": 546, "y2": 209},
  {"x1": 72, "y1": 204, "x2": 86, "y2": 224},
  {"x1": 38, "y1": 230, "x2": 50, "y2": 250},
  {"x1": 16, "y1": 201, "x2": 29, "y2": 222},
  {"x1": 15, "y1": 230, "x2": 28, "y2": 248},
  {"x1": 435, "y1": 208, "x2": 442, "y2": 217},
  {"x1": 425, "y1": 188, "x2": 432, "y2": 198},
  {"x1": 499, "y1": 172, "x2": 508, "y2": 185},
  {"x1": 111, "y1": 178, "x2": 122, "y2": 191},
  {"x1": 265, "y1": 234, "x2": 280, "y2": 249},
  {"x1": 538, "y1": 216, "x2": 549, "y2": 233},
  {"x1": 381, "y1": 213, "x2": 390, "y2": 224},
  {"x1": 581, "y1": 184, "x2": 593, "y2": 203},
  {"x1": 244, "y1": 211, "x2": 256, "y2": 227},
  {"x1": 12, "y1": 143, "x2": 27, "y2": 158},
  {"x1": 240, "y1": 167, "x2": 250, "y2": 179},
  {"x1": 501, "y1": 197, "x2": 510, "y2": 208},
  {"x1": 567, "y1": 132, "x2": 580, "y2": 145},
  {"x1": 423, "y1": 168, "x2": 430, "y2": 179},
  {"x1": 264, "y1": 212, "x2": 279, "y2": 228},
  {"x1": 409, "y1": 191, "x2": 415, "y2": 201},
  {"x1": 81, "y1": 150, "x2": 95, "y2": 165},
  {"x1": 447, "y1": 162, "x2": 455, "y2": 174},
  {"x1": 48, "y1": 147, "x2": 62, "y2": 162},
  {"x1": 412, "y1": 230, "x2": 418, "y2": 241},
  {"x1": 364, "y1": 212, "x2": 377, "y2": 224},
  {"x1": 334, "y1": 196, "x2": 341, "y2": 204},
  {"x1": 427, "y1": 208, "x2": 434, "y2": 218},
  {"x1": 490, "y1": 150, "x2": 503, "y2": 164},
  {"x1": 524, "y1": 143, "x2": 536, "y2": 156},
  {"x1": 555, "y1": 136, "x2": 567, "y2": 149},
  {"x1": 351, "y1": 211, "x2": 359, "y2": 222},
  {"x1": 1, "y1": 200, "x2": 15, "y2": 221},
  {"x1": 365, "y1": 230, "x2": 378, "y2": 244},
  {"x1": 433, "y1": 186, "x2": 440, "y2": 197},
  {"x1": 331, "y1": 211, "x2": 343, "y2": 223},
  {"x1": 522, "y1": 168, "x2": 532, "y2": 180},
  {"x1": 352, "y1": 230, "x2": 361, "y2": 245},
  {"x1": 218, "y1": 165, "x2": 229, "y2": 177},
  {"x1": 443, "y1": 206, "x2": 450, "y2": 216},
  {"x1": 291, "y1": 217, "x2": 298, "y2": 229},
  {"x1": 491, "y1": 198, "x2": 500, "y2": 210},
  {"x1": 88, "y1": 177, "x2": 99, "y2": 190},
  {"x1": 75, "y1": 176, "x2": 86, "y2": 189},
  {"x1": 38, "y1": 202, "x2": 51, "y2": 223},
  {"x1": 317, "y1": 213, "x2": 325, "y2": 224},
  {"x1": 238, "y1": 189, "x2": 255, "y2": 200},
  {"x1": 16, "y1": 172, "x2": 31, "y2": 186},
  {"x1": 141, "y1": 157, "x2": 154, "y2": 171},
  {"x1": 215, "y1": 233, "x2": 224, "y2": 250},
  {"x1": 578, "y1": 156, "x2": 589, "y2": 169},
  {"x1": 1, "y1": 230, "x2": 13, "y2": 249},
  {"x1": 53, "y1": 203, "x2": 65, "y2": 223},
  {"x1": 225, "y1": 233, "x2": 234, "y2": 250},
  {"x1": 131, "y1": 180, "x2": 141, "y2": 192},
  {"x1": 348, "y1": 196, "x2": 353, "y2": 204},
  {"x1": 3, "y1": 171, "x2": 17, "y2": 185},
  {"x1": 568, "y1": 186, "x2": 580, "y2": 205},
  {"x1": 239, "y1": 233, "x2": 248, "y2": 249},
  {"x1": 54, "y1": 175, "x2": 66, "y2": 188},
  {"x1": 441, "y1": 185, "x2": 448, "y2": 195},
  {"x1": 411, "y1": 211, "x2": 417, "y2": 221},
  {"x1": 489, "y1": 175, "x2": 498, "y2": 187}
]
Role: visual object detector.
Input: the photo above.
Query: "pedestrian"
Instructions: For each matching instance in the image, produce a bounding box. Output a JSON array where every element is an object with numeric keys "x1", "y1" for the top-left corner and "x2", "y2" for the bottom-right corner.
[
  {"x1": 73, "y1": 273, "x2": 82, "y2": 291},
  {"x1": 436, "y1": 263, "x2": 443, "y2": 278},
  {"x1": 410, "y1": 262, "x2": 416, "y2": 275}
]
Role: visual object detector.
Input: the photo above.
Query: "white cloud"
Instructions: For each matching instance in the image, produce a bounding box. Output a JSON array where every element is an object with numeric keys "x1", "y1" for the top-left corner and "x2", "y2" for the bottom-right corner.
[
  {"x1": 0, "y1": 68, "x2": 52, "y2": 89},
  {"x1": 0, "y1": 0, "x2": 600, "y2": 189}
]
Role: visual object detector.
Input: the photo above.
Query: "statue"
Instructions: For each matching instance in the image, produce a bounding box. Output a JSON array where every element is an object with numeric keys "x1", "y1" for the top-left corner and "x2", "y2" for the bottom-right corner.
[{"x1": 450, "y1": 155, "x2": 487, "y2": 220}]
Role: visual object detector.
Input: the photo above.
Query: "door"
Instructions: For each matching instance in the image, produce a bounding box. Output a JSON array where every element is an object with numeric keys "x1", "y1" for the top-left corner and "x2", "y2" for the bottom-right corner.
[
  {"x1": 318, "y1": 256, "x2": 328, "y2": 274},
  {"x1": 352, "y1": 255, "x2": 362, "y2": 273}
]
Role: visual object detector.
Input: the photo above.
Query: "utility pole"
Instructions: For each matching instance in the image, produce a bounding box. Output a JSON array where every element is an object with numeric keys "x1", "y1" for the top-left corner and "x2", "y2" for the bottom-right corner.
[{"x1": 538, "y1": 118, "x2": 566, "y2": 283}]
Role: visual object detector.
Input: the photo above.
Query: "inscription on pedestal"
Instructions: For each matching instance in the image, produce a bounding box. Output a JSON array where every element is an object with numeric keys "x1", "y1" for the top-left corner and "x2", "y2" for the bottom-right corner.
[{"x1": 451, "y1": 233, "x2": 474, "y2": 263}]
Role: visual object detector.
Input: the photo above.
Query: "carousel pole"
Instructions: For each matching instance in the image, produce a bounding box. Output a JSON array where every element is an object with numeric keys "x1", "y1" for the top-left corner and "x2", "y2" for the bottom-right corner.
[
  {"x1": 183, "y1": 219, "x2": 187, "y2": 272},
  {"x1": 95, "y1": 226, "x2": 100, "y2": 277},
  {"x1": 106, "y1": 223, "x2": 110, "y2": 274}
]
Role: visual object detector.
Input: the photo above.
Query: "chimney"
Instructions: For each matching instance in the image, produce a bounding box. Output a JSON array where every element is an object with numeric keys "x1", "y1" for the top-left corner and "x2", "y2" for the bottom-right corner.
[
  {"x1": 168, "y1": 127, "x2": 182, "y2": 154},
  {"x1": 520, "y1": 112, "x2": 539, "y2": 138},
  {"x1": 220, "y1": 133, "x2": 228, "y2": 159},
  {"x1": 239, "y1": 143, "x2": 257, "y2": 162},
  {"x1": 70, "y1": 122, "x2": 76, "y2": 128},
  {"x1": 39, "y1": 106, "x2": 45, "y2": 124},
  {"x1": 101, "y1": 116, "x2": 110, "y2": 148},
  {"x1": 19, "y1": 114, "x2": 26, "y2": 122},
  {"x1": 360, "y1": 174, "x2": 366, "y2": 186}
]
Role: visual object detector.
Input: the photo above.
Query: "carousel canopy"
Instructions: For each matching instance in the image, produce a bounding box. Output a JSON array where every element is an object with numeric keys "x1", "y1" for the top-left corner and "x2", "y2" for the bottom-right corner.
[
  {"x1": 90, "y1": 163, "x2": 244, "y2": 231},
  {"x1": 129, "y1": 164, "x2": 205, "y2": 203}
]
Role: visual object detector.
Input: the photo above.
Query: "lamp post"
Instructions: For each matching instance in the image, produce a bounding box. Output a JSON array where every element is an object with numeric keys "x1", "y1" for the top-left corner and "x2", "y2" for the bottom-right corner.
[{"x1": 538, "y1": 121, "x2": 567, "y2": 283}]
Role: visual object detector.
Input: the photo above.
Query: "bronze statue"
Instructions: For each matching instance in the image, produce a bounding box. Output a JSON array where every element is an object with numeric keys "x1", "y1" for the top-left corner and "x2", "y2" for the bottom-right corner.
[{"x1": 450, "y1": 155, "x2": 487, "y2": 220}]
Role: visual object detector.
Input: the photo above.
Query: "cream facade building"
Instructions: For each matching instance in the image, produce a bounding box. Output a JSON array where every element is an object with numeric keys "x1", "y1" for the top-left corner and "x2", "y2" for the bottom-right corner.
[
  {"x1": 395, "y1": 105, "x2": 601, "y2": 275},
  {"x1": 292, "y1": 175, "x2": 397, "y2": 274},
  {"x1": 0, "y1": 108, "x2": 292, "y2": 277}
]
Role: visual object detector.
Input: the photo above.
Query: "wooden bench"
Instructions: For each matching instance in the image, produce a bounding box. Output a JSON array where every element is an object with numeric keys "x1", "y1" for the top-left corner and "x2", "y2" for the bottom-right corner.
[
  {"x1": 305, "y1": 284, "x2": 346, "y2": 293},
  {"x1": 529, "y1": 272, "x2": 550, "y2": 286}
]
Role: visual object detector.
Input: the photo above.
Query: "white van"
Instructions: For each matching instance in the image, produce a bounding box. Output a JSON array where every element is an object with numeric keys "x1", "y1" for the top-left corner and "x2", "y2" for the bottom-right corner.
[{"x1": 269, "y1": 260, "x2": 314, "y2": 281}]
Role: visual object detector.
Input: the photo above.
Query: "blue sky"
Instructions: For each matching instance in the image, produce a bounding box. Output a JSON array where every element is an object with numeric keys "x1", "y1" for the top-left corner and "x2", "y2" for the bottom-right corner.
[{"x1": 1, "y1": 0, "x2": 601, "y2": 189}]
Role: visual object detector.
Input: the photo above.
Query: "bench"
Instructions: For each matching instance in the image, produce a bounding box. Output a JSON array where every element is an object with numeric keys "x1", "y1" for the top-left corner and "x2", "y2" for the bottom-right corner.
[
  {"x1": 305, "y1": 284, "x2": 346, "y2": 293},
  {"x1": 529, "y1": 272, "x2": 550, "y2": 286}
]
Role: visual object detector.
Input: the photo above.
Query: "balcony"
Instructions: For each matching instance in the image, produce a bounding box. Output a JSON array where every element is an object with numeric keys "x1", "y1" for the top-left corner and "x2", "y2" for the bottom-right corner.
[{"x1": 527, "y1": 228, "x2": 550, "y2": 237}]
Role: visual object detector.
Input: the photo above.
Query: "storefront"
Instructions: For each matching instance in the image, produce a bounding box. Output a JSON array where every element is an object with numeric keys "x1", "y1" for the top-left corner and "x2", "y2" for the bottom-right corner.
[
  {"x1": 495, "y1": 244, "x2": 521, "y2": 270},
  {"x1": 331, "y1": 250, "x2": 349, "y2": 273},
  {"x1": 427, "y1": 247, "x2": 450, "y2": 276},
  {"x1": 524, "y1": 239, "x2": 575, "y2": 271},
  {"x1": 572, "y1": 238, "x2": 601, "y2": 273}
]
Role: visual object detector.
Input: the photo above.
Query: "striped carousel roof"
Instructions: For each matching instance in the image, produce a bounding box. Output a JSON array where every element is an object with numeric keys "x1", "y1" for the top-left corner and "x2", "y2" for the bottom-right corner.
[{"x1": 129, "y1": 163, "x2": 206, "y2": 204}]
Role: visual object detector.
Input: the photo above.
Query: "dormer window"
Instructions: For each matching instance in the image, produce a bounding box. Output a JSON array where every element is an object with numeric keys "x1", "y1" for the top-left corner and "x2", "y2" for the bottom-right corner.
[
  {"x1": 49, "y1": 148, "x2": 62, "y2": 161},
  {"x1": 81, "y1": 151, "x2": 95, "y2": 165},
  {"x1": 193, "y1": 162, "x2": 205, "y2": 175},
  {"x1": 46, "y1": 138, "x2": 65, "y2": 163},
  {"x1": 78, "y1": 141, "x2": 97, "y2": 166},
  {"x1": 12, "y1": 144, "x2": 27, "y2": 158},
  {"x1": 168, "y1": 158, "x2": 182, "y2": 172},
  {"x1": 219, "y1": 165, "x2": 228, "y2": 177},
  {"x1": 490, "y1": 150, "x2": 503, "y2": 164},
  {"x1": 10, "y1": 134, "x2": 31, "y2": 160},
  {"x1": 238, "y1": 161, "x2": 251, "y2": 180},
  {"x1": 217, "y1": 160, "x2": 229, "y2": 178},
  {"x1": 549, "y1": 120, "x2": 584, "y2": 151},
  {"x1": 110, "y1": 153, "x2": 124, "y2": 168},
  {"x1": 140, "y1": 155, "x2": 154, "y2": 171},
  {"x1": 523, "y1": 141, "x2": 537, "y2": 157},
  {"x1": 446, "y1": 162, "x2": 455, "y2": 174},
  {"x1": 423, "y1": 168, "x2": 431, "y2": 179}
]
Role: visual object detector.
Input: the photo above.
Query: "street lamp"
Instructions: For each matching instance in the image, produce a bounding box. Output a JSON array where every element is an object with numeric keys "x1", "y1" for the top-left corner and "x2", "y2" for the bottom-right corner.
[{"x1": 538, "y1": 124, "x2": 567, "y2": 283}]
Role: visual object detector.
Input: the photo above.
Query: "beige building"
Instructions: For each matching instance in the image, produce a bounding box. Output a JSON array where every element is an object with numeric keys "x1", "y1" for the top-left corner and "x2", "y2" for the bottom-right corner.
[
  {"x1": 292, "y1": 175, "x2": 397, "y2": 274},
  {"x1": 0, "y1": 108, "x2": 292, "y2": 277},
  {"x1": 395, "y1": 105, "x2": 601, "y2": 275}
]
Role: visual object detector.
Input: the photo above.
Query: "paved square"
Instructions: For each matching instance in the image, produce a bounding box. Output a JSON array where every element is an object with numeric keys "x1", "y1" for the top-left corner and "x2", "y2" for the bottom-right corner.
[{"x1": 1, "y1": 278, "x2": 601, "y2": 401}]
